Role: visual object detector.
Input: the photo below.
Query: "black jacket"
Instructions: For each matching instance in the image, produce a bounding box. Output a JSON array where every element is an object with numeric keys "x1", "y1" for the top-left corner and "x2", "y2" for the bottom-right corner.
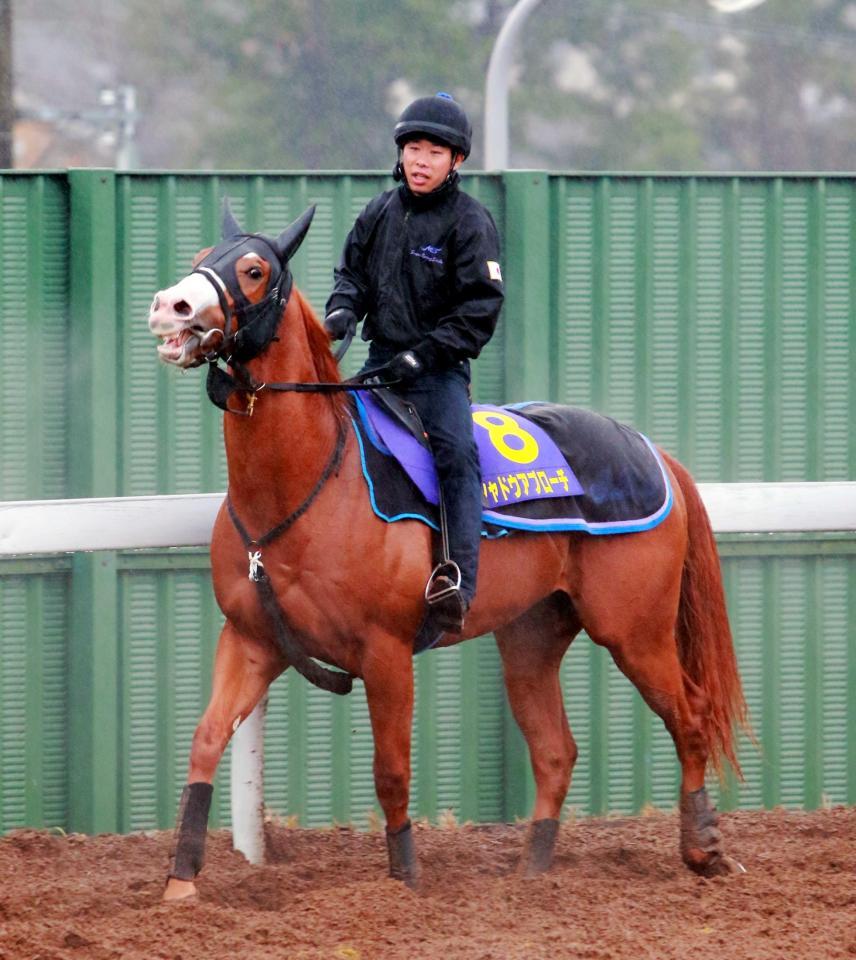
[{"x1": 325, "y1": 176, "x2": 504, "y2": 371}]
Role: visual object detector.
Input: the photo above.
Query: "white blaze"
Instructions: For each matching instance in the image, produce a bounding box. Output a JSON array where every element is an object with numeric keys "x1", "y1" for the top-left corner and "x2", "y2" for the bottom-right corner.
[{"x1": 148, "y1": 273, "x2": 221, "y2": 336}]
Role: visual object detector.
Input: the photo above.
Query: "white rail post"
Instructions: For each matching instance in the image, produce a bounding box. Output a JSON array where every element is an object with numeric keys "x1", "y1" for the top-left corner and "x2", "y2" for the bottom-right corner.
[{"x1": 230, "y1": 694, "x2": 268, "y2": 864}]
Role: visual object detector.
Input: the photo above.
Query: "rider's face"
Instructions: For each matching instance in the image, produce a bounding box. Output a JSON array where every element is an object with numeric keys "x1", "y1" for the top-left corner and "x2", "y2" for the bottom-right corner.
[{"x1": 401, "y1": 139, "x2": 462, "y2": 194}]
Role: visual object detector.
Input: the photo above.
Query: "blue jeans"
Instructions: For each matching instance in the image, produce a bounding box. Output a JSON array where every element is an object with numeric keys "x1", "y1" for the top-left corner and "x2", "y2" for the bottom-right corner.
[{"x1": 363, "y1": 349, "x2": 481, "y2": 603}]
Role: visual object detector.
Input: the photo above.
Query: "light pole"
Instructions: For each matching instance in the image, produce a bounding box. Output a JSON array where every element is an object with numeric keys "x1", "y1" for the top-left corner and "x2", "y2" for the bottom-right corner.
[
  {"x1": 99, "y1": 85, "x2": 139, "y2": 170},
  {"x1": 484, "y1": 0, "x2": 544, "y2": 170}
]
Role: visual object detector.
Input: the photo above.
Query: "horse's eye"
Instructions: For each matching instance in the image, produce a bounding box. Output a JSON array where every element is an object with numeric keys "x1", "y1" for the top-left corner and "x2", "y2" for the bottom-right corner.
[{"x1": 247, "y1": 266, "x2": 263, "y2": 280}]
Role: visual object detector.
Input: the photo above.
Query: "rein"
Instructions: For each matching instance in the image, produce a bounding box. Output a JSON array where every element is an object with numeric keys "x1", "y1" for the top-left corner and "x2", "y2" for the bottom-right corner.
[
  {"x1": 192, "y1": 237, "x2": 393, "y2": 414},
  {"x1": 206, "y1": 356, "x2": 396, "y2": 416}
]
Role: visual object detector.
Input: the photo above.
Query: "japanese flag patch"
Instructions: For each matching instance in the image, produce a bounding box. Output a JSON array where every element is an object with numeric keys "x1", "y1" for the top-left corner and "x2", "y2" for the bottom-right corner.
[{"x1": 487, "y1": 260, "x2": 503, "y2": 282}]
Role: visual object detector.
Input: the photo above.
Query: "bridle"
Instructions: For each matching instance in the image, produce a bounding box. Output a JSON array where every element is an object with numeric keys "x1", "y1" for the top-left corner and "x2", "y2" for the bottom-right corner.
[
  {"x1": 190, "y1": 235, "x2": 390, "y2": 416},
  {"x1": 187, "y1": 232, "x2": 295, "y2": 414}
]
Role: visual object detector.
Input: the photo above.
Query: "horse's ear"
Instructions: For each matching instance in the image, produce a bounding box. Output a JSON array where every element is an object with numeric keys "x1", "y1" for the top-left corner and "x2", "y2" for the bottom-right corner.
[
  {"x1": 191, "y1": 246, "x2": 214, "y2": 268},
  {"x1": 273, "y1": 205, "x2": 316, "y2": 264},
  {"x1": 221, "y1": 197, "x2": 244, "y2": 239}
]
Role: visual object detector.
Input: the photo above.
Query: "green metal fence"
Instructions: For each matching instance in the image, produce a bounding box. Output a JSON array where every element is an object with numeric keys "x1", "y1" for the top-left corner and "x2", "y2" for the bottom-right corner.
[{"x1": 1, "y1": 170, "x2": 854, "y2": 835}]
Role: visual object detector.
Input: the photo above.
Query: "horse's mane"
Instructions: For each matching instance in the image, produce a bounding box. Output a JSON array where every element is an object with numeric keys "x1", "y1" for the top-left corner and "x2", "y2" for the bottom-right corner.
[{"x1": 291, "y1": 286, "x2": 348, "y2": 414}]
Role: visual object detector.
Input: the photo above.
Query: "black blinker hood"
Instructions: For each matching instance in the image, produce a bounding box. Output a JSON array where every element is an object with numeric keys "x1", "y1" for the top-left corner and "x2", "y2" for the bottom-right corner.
[
  {"x1": 192, "y1": 202, "x2": 315, "y2": 408},
  {"x1": 202, "y1": 268, "x2": 295, "y2": 414},
  {"x1": 194, "y1": 234, "x2": 285, "y2": 312},
  {"x1": 229, "y1": 266, "x2": 293, "y2": 364}
]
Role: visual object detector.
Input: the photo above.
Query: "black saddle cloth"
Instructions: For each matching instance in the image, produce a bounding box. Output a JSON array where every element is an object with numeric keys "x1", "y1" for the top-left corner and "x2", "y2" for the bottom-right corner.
[{"x1": 350, "y1": 399, "x2": 673, "y2": 537}]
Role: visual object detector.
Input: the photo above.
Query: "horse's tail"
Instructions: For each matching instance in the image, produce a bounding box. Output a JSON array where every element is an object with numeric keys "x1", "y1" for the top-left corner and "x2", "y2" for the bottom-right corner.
[{"x1": 663, "y1": 452, "x2": 748, "y2": 778}]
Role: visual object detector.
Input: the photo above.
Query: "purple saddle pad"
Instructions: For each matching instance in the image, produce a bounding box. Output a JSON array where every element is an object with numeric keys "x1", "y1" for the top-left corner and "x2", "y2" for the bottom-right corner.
[{"x1": 355, "y1": 393, "x2": 584, "y2": 508}]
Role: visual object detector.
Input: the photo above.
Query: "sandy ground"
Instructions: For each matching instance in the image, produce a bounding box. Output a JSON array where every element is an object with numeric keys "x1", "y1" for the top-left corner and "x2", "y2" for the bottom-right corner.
[{"x1": 1, "y1": 806, "x2": 854, "y2": 960}]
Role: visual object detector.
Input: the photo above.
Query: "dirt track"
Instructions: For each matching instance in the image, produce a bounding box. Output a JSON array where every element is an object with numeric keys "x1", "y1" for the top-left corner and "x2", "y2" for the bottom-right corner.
[{"x1": 1, "y1": 806, "x2": 854, "y2": 960}]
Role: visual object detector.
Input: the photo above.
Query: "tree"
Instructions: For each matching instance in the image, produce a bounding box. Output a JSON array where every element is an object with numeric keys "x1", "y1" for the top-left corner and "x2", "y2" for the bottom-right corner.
[
  {"x1": 513, "y1": 0, "x2": 856, "y2": 171},
  {"x1": 123, "y1": 0, "x2": 517, "y2": 170},
  {"x1": 11, "y1": 0, "x2": 856, "y2": 172}
]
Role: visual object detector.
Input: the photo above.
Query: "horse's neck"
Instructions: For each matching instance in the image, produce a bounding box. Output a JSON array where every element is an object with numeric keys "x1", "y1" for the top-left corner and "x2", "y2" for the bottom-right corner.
[{"x1": 223, "y1": 299, "x2": 344, "y2": 524}]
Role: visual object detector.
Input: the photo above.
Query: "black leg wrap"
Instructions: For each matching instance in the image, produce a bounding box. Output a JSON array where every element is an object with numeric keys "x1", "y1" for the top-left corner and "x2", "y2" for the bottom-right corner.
[
  {"x1": 169, "y1": 782, "x2": 214, "y2": 881},
  {"x1": 522, "y1": 818, "x2": 560, "y2": 876},
  {"x1": 680, "y1": 786, "x2": 725, "y2": 874},
  {"x1": 386, "y1": 820, "x2": 420, "y2": 888}
]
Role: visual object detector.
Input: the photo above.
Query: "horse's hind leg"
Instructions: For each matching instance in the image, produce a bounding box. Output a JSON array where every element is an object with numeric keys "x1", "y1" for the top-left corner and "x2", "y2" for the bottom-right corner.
[
  {"x1": 596, "y1": 623, "x2": 737, "y2": 877},
  {"x1": 495, "y1": 593, "x2": 579, "y2": 876},
  {"x1": 163, "y1": 621, "x2": 284, "y2": 901}
]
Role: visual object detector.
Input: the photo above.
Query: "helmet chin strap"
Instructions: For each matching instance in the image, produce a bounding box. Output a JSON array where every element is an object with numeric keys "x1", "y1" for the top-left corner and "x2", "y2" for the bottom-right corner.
[{"x1": 444, "y1": 154, "x2": 461, "y2": 185}]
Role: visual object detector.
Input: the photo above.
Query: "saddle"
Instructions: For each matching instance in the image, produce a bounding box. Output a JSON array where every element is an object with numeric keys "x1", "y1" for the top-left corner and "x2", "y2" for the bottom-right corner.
[{"x1": 371, "y1": 386, "x2": 431, "y2": 450}]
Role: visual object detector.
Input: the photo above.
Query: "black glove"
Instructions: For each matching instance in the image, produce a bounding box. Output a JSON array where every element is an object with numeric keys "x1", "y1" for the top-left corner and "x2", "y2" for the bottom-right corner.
[
  {"x1": 384, "y1": 350, "x2": 425, "y2": 385},
  {"x1": 323, "y1": 307, "x2": 358, "y2": 341}
]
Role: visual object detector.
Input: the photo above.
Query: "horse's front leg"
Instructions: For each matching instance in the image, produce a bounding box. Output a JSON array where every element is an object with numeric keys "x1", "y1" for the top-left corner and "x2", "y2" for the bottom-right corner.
[
  {"x1": 363, "y1": 637, "x2": 419, "y2": 888},
  {"x1": 163, "y1": 622, "x2": 284, "y2": 901}
]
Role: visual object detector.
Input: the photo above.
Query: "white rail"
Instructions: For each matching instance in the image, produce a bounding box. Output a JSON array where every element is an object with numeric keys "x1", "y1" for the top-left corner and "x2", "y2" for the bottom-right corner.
[
  {"x1": 2, "y1": 481, "x2": 855, "y2": 862},
  {"x1": 0, "y1": 492, "x2": 223, "y2": 554},
  {"x1": 2, "y1": 483, "x2": 856, "y2": 557}
]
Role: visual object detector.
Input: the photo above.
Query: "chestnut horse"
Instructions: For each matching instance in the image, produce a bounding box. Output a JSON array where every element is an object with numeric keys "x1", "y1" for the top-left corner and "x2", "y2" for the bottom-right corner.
[{"x1": 148, "y1": 204, "x2": 747, "y2": 901}]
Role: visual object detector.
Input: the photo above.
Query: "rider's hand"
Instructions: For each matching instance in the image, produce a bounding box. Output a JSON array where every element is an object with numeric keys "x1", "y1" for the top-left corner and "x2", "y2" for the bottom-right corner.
[
  {"x1": 323, "y1": 307, "x2": 358, "y2": 341},
  {"x1": 384, "y1": 350, "x2": 425, "y2": 385}
]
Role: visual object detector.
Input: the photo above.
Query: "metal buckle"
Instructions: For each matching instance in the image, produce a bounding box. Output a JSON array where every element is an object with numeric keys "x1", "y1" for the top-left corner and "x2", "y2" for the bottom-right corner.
[{"x1": 248, "y1": 549, "x2": 265, "y2": 582}]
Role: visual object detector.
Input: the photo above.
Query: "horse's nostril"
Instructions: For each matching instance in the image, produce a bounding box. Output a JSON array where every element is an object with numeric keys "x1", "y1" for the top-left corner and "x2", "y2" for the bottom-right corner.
[{"x1": 174, "y1": 300, "x2": 193, "y2": 317}]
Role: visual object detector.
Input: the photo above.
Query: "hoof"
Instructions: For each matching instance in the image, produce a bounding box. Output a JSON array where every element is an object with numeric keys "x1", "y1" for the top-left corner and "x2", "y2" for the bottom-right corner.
[
  {"x1": 679, "y1": 787, "x2": 742, "y2": 878},
  {"x1": 162, "y1": 877, "x2": 198, "y2": 902},
  {"x1": 685, "y1": 851, "x2": 746, "y2": 878},
  {"x1": 520, "y1": 818, "x2": 560, "y2": 877},
  {"x1": 386, "y1": 821, "x2": 421, "y2": 890}
]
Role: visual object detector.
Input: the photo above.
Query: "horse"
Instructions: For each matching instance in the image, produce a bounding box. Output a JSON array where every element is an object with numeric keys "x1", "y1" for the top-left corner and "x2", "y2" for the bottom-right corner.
[{"x1": 147, "y1": 203, "x2": 747, "y2": 901}]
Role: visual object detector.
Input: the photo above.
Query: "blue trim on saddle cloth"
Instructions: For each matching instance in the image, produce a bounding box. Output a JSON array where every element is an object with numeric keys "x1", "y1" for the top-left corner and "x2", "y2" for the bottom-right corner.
[
  {"x1": 353, "y1": 393, "x2": 392, "y2": 455},
  {"x1": 349, "y1": 412, "x2": 440, "y2": 530}
]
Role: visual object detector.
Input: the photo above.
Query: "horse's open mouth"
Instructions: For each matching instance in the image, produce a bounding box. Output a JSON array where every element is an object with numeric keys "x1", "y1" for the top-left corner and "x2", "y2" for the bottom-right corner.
[{"x1": 157, "y1": 328, "x2": 201, "y2": 365}]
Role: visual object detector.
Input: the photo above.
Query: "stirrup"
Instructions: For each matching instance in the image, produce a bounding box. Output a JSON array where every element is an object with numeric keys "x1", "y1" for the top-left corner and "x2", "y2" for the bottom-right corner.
[
  {"x1": 423, "y1": 561, "x2": 467, "y2": 635},
  {"x1": 424, "y1": 561, "x2": 462, "y2": 605}
]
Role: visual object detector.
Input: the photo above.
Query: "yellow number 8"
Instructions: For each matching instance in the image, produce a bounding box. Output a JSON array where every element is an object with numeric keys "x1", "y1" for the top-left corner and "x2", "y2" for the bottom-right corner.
[{"x1": 472, "y1": 411, "x2": 540, "y2": 464}]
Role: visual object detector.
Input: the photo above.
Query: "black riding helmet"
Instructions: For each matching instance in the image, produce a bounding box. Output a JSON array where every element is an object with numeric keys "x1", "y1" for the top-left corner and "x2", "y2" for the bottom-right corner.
[{"x1": 394, "y1": 92, "x2": 472, "y2": 158}]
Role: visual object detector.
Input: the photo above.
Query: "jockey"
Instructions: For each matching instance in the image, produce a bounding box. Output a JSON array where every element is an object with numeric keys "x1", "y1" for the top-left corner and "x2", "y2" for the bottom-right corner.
[{"x1": 324, "y1": 92, "x2": 504, "y2": 634}]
